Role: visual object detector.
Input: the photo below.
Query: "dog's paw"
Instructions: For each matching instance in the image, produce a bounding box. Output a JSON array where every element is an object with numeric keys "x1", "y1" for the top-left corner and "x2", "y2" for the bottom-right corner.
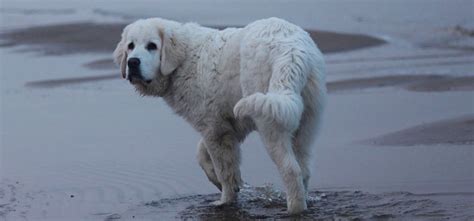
[
  {"x1": 210, "y1": 200, "x2": 229, "y2": 207},
  {"x1": 210, "y1": 190, "x2": 237, "y2": 207},
  {"x1": 287, "y1": 197, "x2": 307, "y2": 215},
  {"x1": 210, "y1": 200, "x2": 224, "y2": 206}
]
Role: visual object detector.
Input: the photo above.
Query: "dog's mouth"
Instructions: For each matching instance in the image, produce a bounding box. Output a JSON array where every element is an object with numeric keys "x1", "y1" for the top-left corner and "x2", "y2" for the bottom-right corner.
[
  {"x1": 127, "y1": 71, "x2": 171, "y2": 97},
  {"x1": 128, "y1": 74, "x2": 152, "y2": 85}
]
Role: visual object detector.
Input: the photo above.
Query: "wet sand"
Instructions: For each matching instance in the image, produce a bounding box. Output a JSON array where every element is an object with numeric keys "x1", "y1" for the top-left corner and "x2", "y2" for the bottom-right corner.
[
  {"x1": 83, "y1": 59, "x2": 116, "y2": 70},
  {"x1": 407, "y1": 76, "x2": 474, "y2": 92},
  {"x1": 25, "y1": 73, "x2": 474, "y2": 94},
  {"x1": 134, "y1": 189, "x2": 473, "y2": 221},
  {"x1": 115, "y1": 188, "x2": 472, "y2": 220},
  {"x1": 4, "y1": 180, "x2": 472, "y2": 220},
  {"x1": 0, "y1": 22, "x2": 385, "y2": 55},
  {"x1": 25, "y1": 74, "x2": 118, "y2": 88},
  {"x1": 362, "y1": 115, "x2": 474, "y2": 146},
  {"x1": 328, "y1": 75, "x2": 474, "y2": 93}
]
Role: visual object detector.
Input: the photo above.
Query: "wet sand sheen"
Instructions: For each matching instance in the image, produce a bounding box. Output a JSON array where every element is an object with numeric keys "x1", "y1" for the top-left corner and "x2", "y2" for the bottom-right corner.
[
  {"x1": 113, "y1": 185, "x2": 474, "y2": 220},
  {"x1": 26, "y1": 73, "x2": 474, "y2": 93},
  {"x1": 328, "y1": 75, "x2": 474, "y2": 93},
  {"x1": 83, "y1": 58, "x2": 116, "y2": 70},
  {"x1": 362, "y1": 115, "x2": 474, "y2": 146},
  {"x1": 0, "y1": 22, "x2": 385, "y2": 55},
  {"x1": 24, "y1": 74, "x2": 118, "y2": 88}
]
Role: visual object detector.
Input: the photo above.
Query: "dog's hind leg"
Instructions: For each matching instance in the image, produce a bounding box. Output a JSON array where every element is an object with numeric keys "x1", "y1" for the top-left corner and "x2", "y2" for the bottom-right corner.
[
  {"x1": 292, "y1": 127, "x2": 313, "y2": 198},
  {"x1": 291, "y1": 74, "x2": 325, "y2": 196},
  {"x1": 255, "y1": 119, "x2": 307, "y2": 214},
  {"x1": 204, "y1": 133, "x2": 242, "y2": 206},
  {"x1": 197, "y1": 139, "x2": 221, "y2": 191}
]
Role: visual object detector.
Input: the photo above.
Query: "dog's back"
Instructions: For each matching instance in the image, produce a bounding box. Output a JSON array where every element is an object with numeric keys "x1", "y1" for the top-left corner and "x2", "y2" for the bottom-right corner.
[{"x1": 234, "y1": 17, "x2": 326, "y2": 132}]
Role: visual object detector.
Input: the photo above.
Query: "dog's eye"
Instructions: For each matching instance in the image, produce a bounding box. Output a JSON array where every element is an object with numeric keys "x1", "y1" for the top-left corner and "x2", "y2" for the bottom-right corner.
[
  {"x1": 146, "y1": 42, "x2": 157, "y2": 50},
  {"x1": 128, "y1": 42, "x2": 134, "y2": 50}
]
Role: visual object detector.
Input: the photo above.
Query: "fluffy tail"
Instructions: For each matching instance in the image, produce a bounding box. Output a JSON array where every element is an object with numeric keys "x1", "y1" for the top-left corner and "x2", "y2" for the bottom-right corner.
[
  {"x1": 234, "y1": 46, "x2": 315, "y2": 132},
  {"x1": 233, "y1": 91, "x2": 304, "y2": 131}
]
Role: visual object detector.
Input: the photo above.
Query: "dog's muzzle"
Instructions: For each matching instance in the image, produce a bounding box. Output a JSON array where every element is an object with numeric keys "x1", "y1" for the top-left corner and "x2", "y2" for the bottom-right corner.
[{"x1": 127, "y1": 58, "x2": 151, "y2": 84}]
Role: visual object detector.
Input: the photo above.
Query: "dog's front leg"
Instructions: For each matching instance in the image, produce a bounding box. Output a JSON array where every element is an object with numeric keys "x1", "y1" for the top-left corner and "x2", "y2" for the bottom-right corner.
[
  {"x1": 204, "y1": 133, "x2": 242, "y2": 206},
  {"x1": 196, "y1": 139, "x2": 221, "y2": 191}
]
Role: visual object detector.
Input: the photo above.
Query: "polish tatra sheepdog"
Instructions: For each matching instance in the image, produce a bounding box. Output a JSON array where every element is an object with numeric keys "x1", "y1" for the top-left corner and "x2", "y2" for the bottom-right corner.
[{"x1": 114, "y1": 17, "x2": 326, "y2": 214}]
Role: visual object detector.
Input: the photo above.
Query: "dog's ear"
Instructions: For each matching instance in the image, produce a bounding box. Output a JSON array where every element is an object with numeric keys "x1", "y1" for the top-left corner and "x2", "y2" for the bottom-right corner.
[
  {"x1": 159, "y1": 26, "x2": 185, "y2": 75},
  {"x1": 113, "y1": 27, "x2": 128, "y2": 79}
]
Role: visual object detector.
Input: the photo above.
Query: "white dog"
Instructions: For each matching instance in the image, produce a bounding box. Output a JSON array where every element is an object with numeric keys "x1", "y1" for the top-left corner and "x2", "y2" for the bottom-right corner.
[{"x1": 114, "y1": 17, "x2": 326, "y2": 214}]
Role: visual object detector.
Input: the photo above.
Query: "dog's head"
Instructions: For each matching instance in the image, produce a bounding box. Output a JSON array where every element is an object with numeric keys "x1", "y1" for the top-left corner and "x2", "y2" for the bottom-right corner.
[{"x1": 113, "y1": 18, "x2": 185, "y2": 96}]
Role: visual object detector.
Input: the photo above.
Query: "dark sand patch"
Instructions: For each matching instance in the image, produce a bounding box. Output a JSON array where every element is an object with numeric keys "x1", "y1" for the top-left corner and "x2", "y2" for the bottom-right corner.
[
  {"x1": 328, "y1": 75, "x2": 474, "y2": 93},
  {"x1": 0, "y1": 23, "x2": 124, "y2": 55},
  {"x1": 333, "y1": 59, "x2": 474, "y2": 76},
  {"x1": 0, "y1": 8, "x2": 76, "y2": 15},
  {"x1": 92, "y1": 9, "x2": 136, "y2": 20},
  {"x1": 25, "y1": 74, "x2": 118, "y2": 88},
  {"x1": 114, "y1": 186, "x2": 473, "y2": 220},
  {"x1": 83, "y1": 59, "x2": 116, "y2": 70},
  {"x1": 362, "y1": 115, "x2": 474, "y2": 146},
  {"x1": 407, "y1": 76, "x2": 474, "y2": 92},
  {"x1": 307, "y1": 31, "x2": 384, "y2": 54},
  {"x1": 327, "y1": 52, "x2": 473, "y2": 64},
  {"x1": 0, "y1": 22, "x2": 384, "y2": 55},
  {"x1": 453, "y1": 25, "x2": 474, "y2": 37},
  {"x1": 328, "y1": 75, "x2": 446, "y2": 92}
]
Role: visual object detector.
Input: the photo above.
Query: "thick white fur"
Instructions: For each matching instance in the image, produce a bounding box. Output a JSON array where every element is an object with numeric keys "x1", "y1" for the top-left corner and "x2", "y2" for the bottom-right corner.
[{"x1": 114, "y1": 17, "x2": 326, "y2": 214}]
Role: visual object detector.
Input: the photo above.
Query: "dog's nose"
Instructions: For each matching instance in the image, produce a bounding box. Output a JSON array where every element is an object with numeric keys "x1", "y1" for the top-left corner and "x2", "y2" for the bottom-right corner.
[{"x1": 128, "y1": 58, "x2": 140, "y2": 69}]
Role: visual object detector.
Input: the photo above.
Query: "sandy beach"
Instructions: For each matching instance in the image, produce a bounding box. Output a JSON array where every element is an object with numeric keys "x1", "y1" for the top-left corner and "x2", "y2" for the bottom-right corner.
[{"x1": 1, "y1": 0, "x2": 473, "y2": 220}]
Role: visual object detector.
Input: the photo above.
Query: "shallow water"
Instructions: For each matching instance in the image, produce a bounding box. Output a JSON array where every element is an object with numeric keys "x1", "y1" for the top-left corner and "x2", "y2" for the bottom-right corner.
[
  {"x1": 3, "y1": 180, "x2": 472, "y2": 220},
  {"x1": 106, "y1": 184, "x2": 474, "y2": 220}
]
